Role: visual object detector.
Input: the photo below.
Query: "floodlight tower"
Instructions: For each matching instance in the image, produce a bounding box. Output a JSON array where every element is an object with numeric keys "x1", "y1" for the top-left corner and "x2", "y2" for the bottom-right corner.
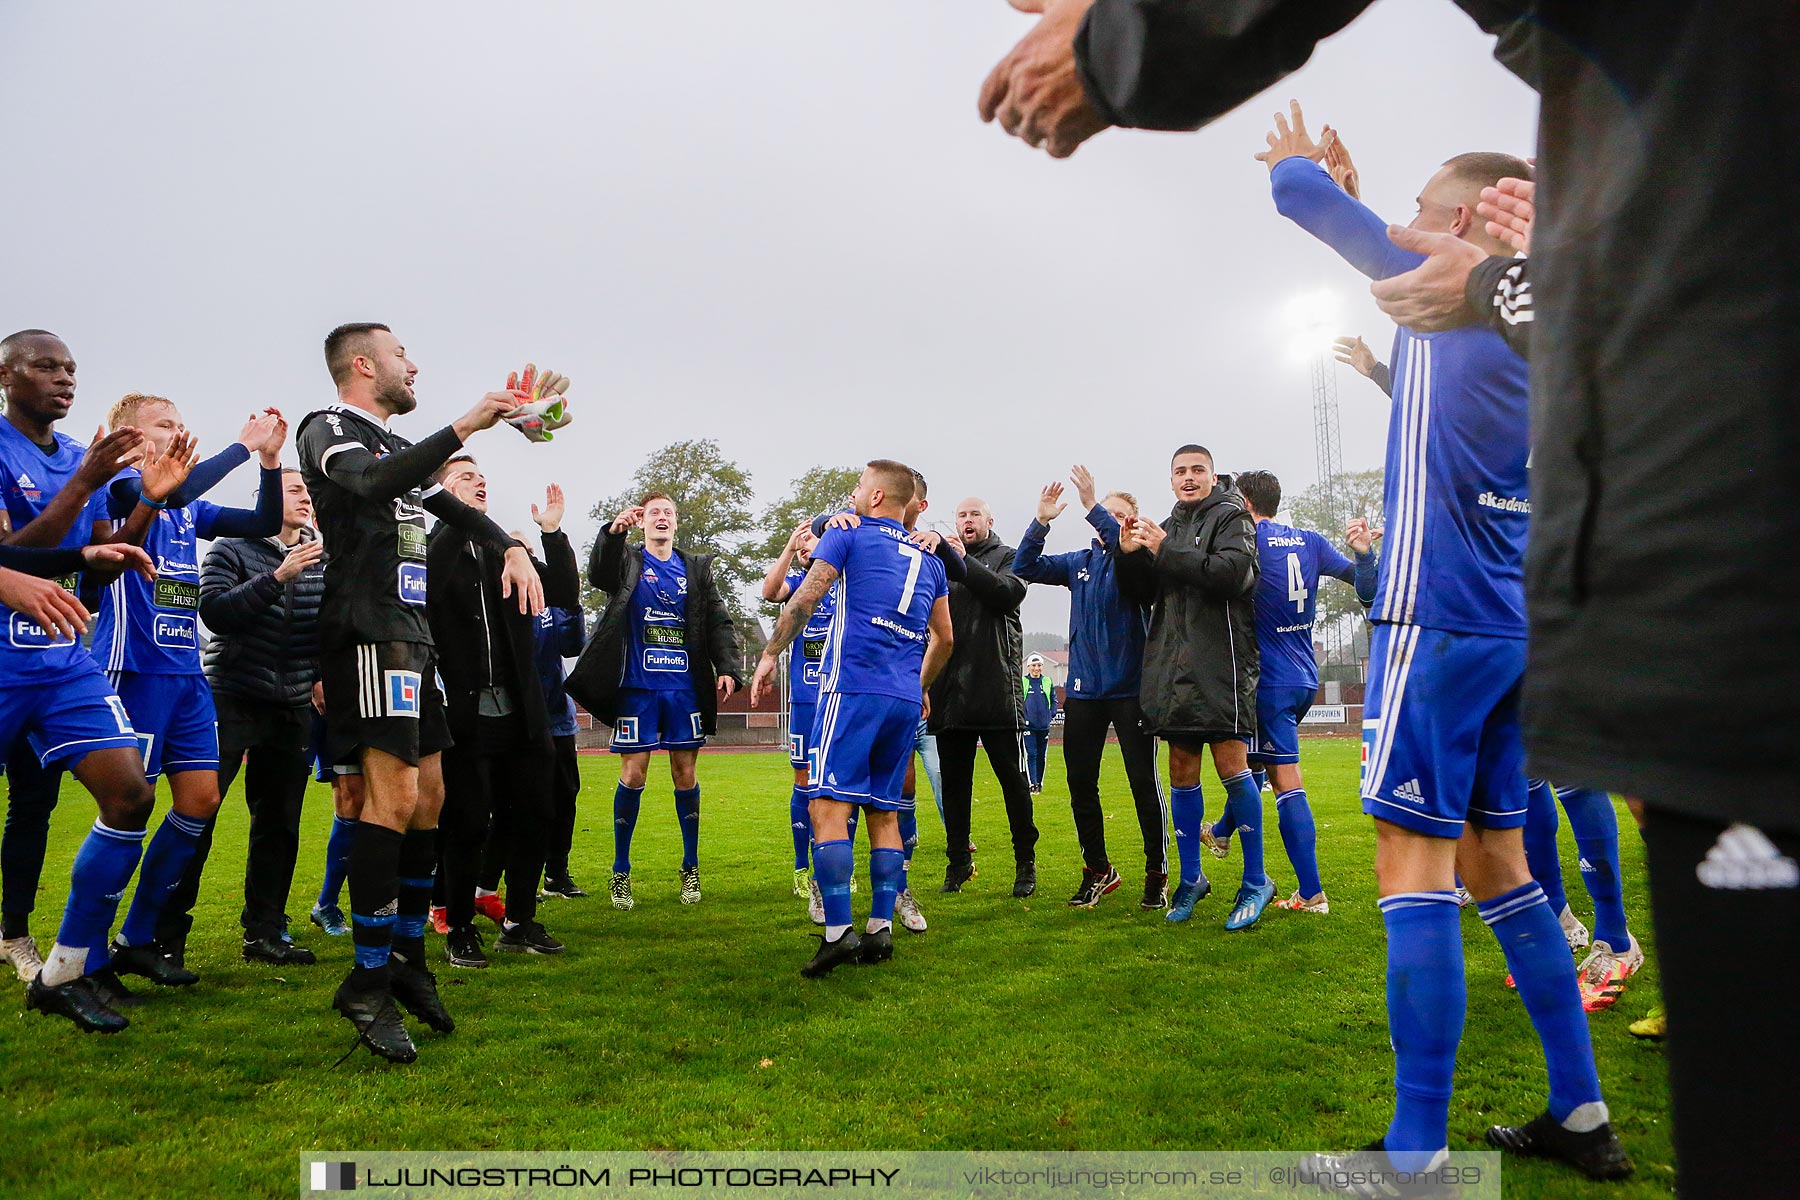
[{"x1": 1287, "y1": 289, "x2": 1348, "y2": 660}]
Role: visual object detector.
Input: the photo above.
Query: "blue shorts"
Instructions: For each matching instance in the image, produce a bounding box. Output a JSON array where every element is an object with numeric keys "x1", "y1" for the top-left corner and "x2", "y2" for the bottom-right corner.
[
  {"x1": 112, "y1": 672, "x2": 220, "y2": 782},
  {"x1": 788, "y1": 701, "x2": 816, "y2": 771},
  {"x1": 808, "y1": 692, "x2": 921, "y2": 812},
  {"x1": 610, "y1": 686, "x2": 704, "y2": 753},
  {"x1": 1249, "y1": 684, "x2": 1315, "y2": 765},
  {"x1": 1360, "y1": 623, "x2": 1528, "y2": 838},
  {"x1": 0, "y1": 661, "x2": 141, "y2": 769}
]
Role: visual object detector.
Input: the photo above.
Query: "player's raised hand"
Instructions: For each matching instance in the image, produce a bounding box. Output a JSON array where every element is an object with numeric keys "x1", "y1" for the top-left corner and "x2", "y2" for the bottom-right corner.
[
  {"x1": 1135, "y1": 517, "x2": 1167, "y2": 552},
  {"x1": 83, "y1": 542, "x2": 156, "y2": 582},
  {"x1": 1070, "y1": 465, "x2": 1097, "y2": 510},
  {"x1": 258, "y1": 408, "x2": 288, "y2": 466},
  {"x1": 1344, "y1": 517, "x2": 1381, "y2": 556},
  {"x1": 785, "y1": 521, "x2": 814, "y2": 554},
  {"x1": 610, "y1": 505, "x2": 644, "y2": 534},
  {"x1": 273, "y1": 538, "x2": 325, "y2": 583},
  {"x1": 825, "y1": 512, "x2": 862, "y2": 532},
  {"x1": 498, "y1": 545, "x2": 545, "y2": 615},
  {"x1": 1332, "y1": 335, "x2": 1379, "y2": 379},
  {"x1": 910, "y1": 529, "x2": 946, "y2": 554},
  {"x1": 505, "y1": 364, "x2": 573, "y2": 442},
  {"x1": 532, "y1": 483, "x2": 566, "y2": 533},
  {"x1": 1478, "y1": 176, "x2": 1535, "y2": 254},
  {"x1": 978, "y1": 0, "x2": 1110, "y2": 159},
  {"x1": 74, "y1": 426, "x2": 147, "y2": 490},
  {"x1": 1320, "y1": 124, "x2": 1361, "y2": 199},
  {"x1": 237, "y1": 410, "x2": 282, "y2": 458},
  {"x1": 748, "y1": 654, "x2": 779, "y2": 708},
  {"x1": 1370, "y1": 226, "x2": 1487, "y2": 331},
  {"x1": 1036, "y1": 482, "x2": 1067, "y2": 524},
  {"x1": 454, "y1": 391, "x2": 528, "y2": 441},
  {"x1": 139, "y1": 430, "x2": 200, "y2": 502},
  {"x1": 1254, "y1": 100, "x2": 1327, "y2": 171},
  {"x1": 0, "y1": 566, "x2": 89, "y2": 643}
]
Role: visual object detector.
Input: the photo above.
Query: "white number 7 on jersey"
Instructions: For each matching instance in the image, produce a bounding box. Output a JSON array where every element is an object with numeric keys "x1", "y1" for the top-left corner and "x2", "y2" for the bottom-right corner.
[{"x1": 896, "y1": 543, "x2": 924, "y2": 613}]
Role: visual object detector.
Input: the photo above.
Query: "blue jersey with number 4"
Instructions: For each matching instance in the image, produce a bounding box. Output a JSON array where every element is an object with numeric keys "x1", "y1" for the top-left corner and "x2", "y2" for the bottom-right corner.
[
  {"x1": 0, "y1": 420, "x2": 102, "y2": 683},
  {"x1": 623, "y1": 549, "x2": 692, "y2": 691},
  {"x1": 1253, "y1": 520, "x2": 1376, "y2": 691},
  {"x1": 785, "y1": 565, "x2": 838, "y2": 706},
  {"x1": 91, "y1": 468, "x2": 219, "y2": 675},
  {"x1": 811, "y1": 517, "x2": 946, "y2": 703}
]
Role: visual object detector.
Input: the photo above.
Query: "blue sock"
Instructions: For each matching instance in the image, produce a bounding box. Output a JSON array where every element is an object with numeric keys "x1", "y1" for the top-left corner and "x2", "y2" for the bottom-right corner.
[
  {"x1": 392, "y1": 829, "x2": 435, "y2": 960},
  {"x1": 1562, "y1": 788, "x2": 1629, "y2": 949},
  {"x1": 1275, "y1": 789, "x2": 1322, "y2": 898},
  {"x1": 317, "y1": 815, "x2": 357, "y2": 909},
  {"x1": 1222, "y1": 770, "x2": 1266, "y2": 888},
  {"x1": 846, "y1": 807, "x2": 860, "y2": 846},
  {"x1": 117, "y1": 811, "x2": 209, "y2": 947},
  {"x1": 789, "y1": 787, "x2": 812, "y2": 871},
  {"x1": 1170, "y1": 784, "x2": 1205, "y2": 885},
  {"x1": 1252, "y1": 768, "x2": 1268, "y2": 791},
  {"x1": 898, "y1": 808, "x2": 918, "y2": 892},
  {"x1": 869, "y1": 847, "x2": 903, "y2": 923},
  {"x1": 1522, "y1": 779, "x2": 1568, "y2": 914},
  {"x1": 1479, "y1": 882, "x2": 1605, "y2": 1123},
  {"x1": 674, "y1": 787, "x2": 700, "y2": 871},
  {"x1": 1379, "y1": 891, "x2": 1465, "y2": 1173},
  {"x1": 1211, "y1": 809, "x2": 1238, "y2": 840},
  {"x1": 813, "y1": 839, "x2": 854, "y2": 928},
  {"x1": 611, "y1": 783, "x2": 644, "y2": 875},
  {"x1": 55, "y1": 821, "x2": 146, "y2": 980}
]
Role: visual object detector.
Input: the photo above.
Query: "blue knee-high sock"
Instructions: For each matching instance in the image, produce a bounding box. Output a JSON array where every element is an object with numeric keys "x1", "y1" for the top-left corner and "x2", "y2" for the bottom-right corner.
[
  {"x1": 1275, "y1": 789, "x2": 1322, "y2": 898},
  {"x1": 1562, "y1": 788, "x2": 1628, "y2": 949},
  {"x1": 611, "y1": 783, "x2": 644, "y2": 874},
  {"x1": 898, "y1": 808, "x2": 919, "y2": 892},
  {"x1": 789, "y1": 787, "x2": 812, "y2": 871},
  {"x1": 1380, "y1": 891, "x2": 1465, "y2": 1173},
  {"x1": 1522, "y1": 779, "x2": 1568, "y2": 914},
  {"x1": 1252, "y1": 768, "x2": 1268, "y2": 791},
  {"x1": 317, "y1": 815, "x2": 357, "y2": 909},
  {"x1": 1170, "y1": 784, "x2": 1205, "y2": 884},
  {"x1": 1222, "y1": 770, "x2": 1266, "y2": 888},
  {"x1": 51, "y1": 821, "x2": 146, "y2": 983},
  {"x1": 117, "y1": 811, "x2": 209, "y2": 947},
  {"x1": 1480, "y1": 882, "x2": 1606, "y2": 1124},
  {"x1": 813, "y1": 839, "x2": 854, "y2": 930},
  {"x1": 674, "y1": 787, "x2": 701, "y2": 870},
  {"x1": 869, "y1": 847, "x2": 903, "y2": 923},
  {"x1": 845, "y1": 807, "x2": 860, "y2": 846}
]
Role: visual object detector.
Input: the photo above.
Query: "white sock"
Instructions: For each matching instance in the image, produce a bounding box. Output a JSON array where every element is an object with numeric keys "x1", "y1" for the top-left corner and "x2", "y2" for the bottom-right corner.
[
  {"x1": 825, "y1": 923, "x2": 851, "y2": 941},
  {"x1": 503, "y1": 920, "x2": 518, "y2": 932},
  {"x1": 39, "y1": 942, "x2": 89, "y2": 988},
  {"x1": 1562, "y1": 1101, "x2": 1610, "y2": 1133},
  {"x1": 865, "y1": 918, "x2": 892, "y2": 935}
]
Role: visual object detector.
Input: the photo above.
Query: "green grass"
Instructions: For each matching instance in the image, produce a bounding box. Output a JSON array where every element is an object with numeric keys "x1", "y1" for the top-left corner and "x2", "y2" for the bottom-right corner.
[{"x1": 0, "y1": 737, "x2": 1672, "y2": 1198}]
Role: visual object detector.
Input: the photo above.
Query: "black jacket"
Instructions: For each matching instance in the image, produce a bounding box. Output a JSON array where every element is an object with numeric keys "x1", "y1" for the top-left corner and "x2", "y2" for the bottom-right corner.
[
  {"x1": 927, "y1": 533, "x2": 1027, "y2": 732},
  {"x1": 200, "y1": 533, "x2": 326, "y2": 709},
  {"x1": 1075, "y1": 0, "x2": 1800, "y2": 824},
  {"x1": 566, "y1": 530, "x2": 744, "y2": 733},
  {"x1": 425, "y1": 526, "x2": 580, "y2": 747},
  {"x1": 1115, "y1": 490, "x2": 1258, "y2": 739}
]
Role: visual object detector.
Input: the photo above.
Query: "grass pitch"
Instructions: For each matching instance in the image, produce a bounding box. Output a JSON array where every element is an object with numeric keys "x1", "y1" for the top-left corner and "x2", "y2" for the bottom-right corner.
[{"x1": 0, "y1": 737, "x2": 1672, "y2": 1198}]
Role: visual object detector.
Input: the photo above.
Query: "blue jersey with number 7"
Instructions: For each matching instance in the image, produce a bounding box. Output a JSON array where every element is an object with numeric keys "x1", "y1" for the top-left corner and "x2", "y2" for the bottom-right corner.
[{"x1": 810, "y1": 516, "x2": 947, "y2": 703}]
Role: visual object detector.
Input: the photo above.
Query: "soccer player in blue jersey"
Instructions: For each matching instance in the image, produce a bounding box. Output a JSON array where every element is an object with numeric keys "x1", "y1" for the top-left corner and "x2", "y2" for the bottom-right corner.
[
  {"x1": 1260, "y1": 105, "x2": 1630, "y2": 1182},
  {"x1": 1520, "y1": 780, "x2": 1645, "y2": 1012},
  {"x1": 749, "y1": 459, "x2": 952, "y2": 976},
  {"x1": 0, "y1": 329, "x2": 205, "y2": 1032},
  {"x1": 86, "y1": 393, "x2": 290, "y2": 987},
  {"x1": 1217, "y1": 470, "x2": 1376, "y2": 915}
]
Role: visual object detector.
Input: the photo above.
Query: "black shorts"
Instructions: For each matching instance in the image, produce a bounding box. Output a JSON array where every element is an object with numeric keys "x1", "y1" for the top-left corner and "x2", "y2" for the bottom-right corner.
[
  {"x1": 1160, "y1": 731, "x2": 1253, "y2": 754},
  {"x1": 320, "y1": 641, "x2": 452, "y2": 768}
]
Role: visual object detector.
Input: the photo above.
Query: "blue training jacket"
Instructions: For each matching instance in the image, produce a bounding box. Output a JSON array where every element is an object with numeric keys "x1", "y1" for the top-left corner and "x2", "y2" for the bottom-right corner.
[
  {"x1": 533, "y1": 604, "x2": 586, "y2": 739},
  {"x1": 1013, "y1": 505, "x2": 1149, "y2": 702}
]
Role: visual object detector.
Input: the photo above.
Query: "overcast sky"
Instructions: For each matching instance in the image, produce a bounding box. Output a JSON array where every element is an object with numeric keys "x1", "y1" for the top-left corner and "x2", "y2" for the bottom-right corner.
[{"x1": 4, "y1": 1, "x2": 1536, "y2": 637}]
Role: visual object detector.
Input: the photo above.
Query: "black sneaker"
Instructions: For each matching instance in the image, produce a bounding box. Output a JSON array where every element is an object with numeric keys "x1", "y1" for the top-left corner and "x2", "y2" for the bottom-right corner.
[
  {"x1": 444, "y1": 925, "x2": 488, "y2": 969},
  {"x1": 1012, "y1": 860, "x2": 1037, "y2": 899},
  {"x1": 88, "y1": 966, "x2": 146, "y2": 1009},
  {"x1": 1296, "y1": 1139, "x2": 1456, "y2": 1198},
  {"x1": 540, "y1": 874, "x2": 587, "y2": 900},
  {"x1": 802, "y1": 929, "x2": 863, "y2": 977},
  {"x1": 858, "y1": 926, "x2": 894, "y2": 965},
  {"x1": 243, "y1": 934, "x2": 318, "y2": 966},
  {"x1": 1140, "y1": 870, "x2": 1170, "y2": 910},
  {"x1": 27, "y1": 975, "x2": 129, "y2": 1033},
  {"x1": 1486, "y1": 1111, "x2": 1634, "y2": 1180},
  {"x1": 495, "y1": 921, "x2": 565, "y2": 955},
  {"x1": 109, "y1": 938, "x2": 199, "y2": 987},
  {"x1": 939, "y1": 862, "x2": 974, "y2": 894},
  {"x1": 331, "y1": 976, "x2": 417, "y2": 1064},
  {"x1": 388, "y1": 950, "x2": 455, "y2": 1034},
  {"x1": 1068, "y1": 864, "x2": 1121, "y2": 908}
]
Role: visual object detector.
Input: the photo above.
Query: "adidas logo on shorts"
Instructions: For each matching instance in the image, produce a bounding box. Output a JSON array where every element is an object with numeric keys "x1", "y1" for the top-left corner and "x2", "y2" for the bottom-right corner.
[
  {"x1": 1392, "y1": 779, "x2": 1426, "y2": 805},
  {"x1": 1696, "y1": 824, "x2": 1799, "y2": 891}
]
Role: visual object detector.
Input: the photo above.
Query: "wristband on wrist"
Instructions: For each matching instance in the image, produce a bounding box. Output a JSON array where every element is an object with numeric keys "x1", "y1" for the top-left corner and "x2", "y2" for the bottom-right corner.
[{"x1": 141, "y1": 494, "x2": 169, "y2": 510}]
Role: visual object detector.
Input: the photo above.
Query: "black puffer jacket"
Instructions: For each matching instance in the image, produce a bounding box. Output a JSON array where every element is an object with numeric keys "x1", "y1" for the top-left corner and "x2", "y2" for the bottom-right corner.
[
  {"x1": 1115, "y1": 490, "x2": 1259, "y2": 739},
  {"x1": 927, "y1": 533, "x2": 1027, "y2": 732},
  {"x1": 566, "y1": 529, "x2": 744, "y2": 733},
  {"x1": 200, "y1": 533, "x2": 326, "y2": 708}
]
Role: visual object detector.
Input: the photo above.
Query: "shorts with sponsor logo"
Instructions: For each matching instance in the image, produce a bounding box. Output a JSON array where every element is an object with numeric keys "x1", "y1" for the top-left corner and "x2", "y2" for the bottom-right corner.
[
  {"x1": 0, "y1": 659, "x2": 142, "y2": 768},
  {"x1": 1249, "y1": 684, "x2": 1315, "y2": 765},
  {"x1": 609, "y1": 686, "x2": 704, "y2": 753},
  {"x1": 321, "y1": 641, "x2": 451, "y2": 768},
  {"x1": 807, "y1": 691, "x2": 921, "y2": 812},
  {"x1": 110, "y1": 672, "x2": 219, "y2": 781},
  {"x1": 788, "y1": 701, "x2": 816, "y2": 771},
  {"x1": 1360, "y1": 622, "x2": 1527, "y2": 838}
]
